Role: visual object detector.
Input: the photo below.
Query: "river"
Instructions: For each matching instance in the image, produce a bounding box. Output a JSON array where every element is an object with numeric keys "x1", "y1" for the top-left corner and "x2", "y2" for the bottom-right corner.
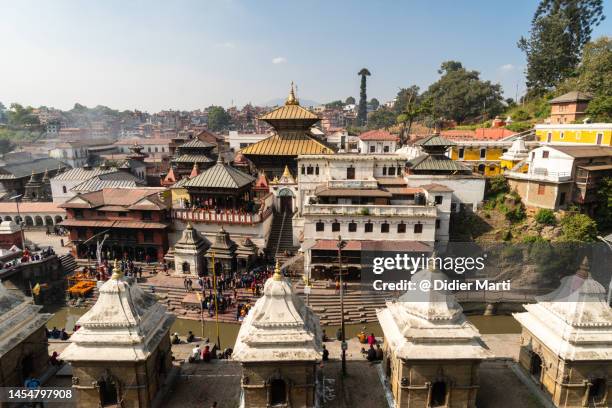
[{"x1": 44, "y1": 305, "x2": 521, "y2": 348}]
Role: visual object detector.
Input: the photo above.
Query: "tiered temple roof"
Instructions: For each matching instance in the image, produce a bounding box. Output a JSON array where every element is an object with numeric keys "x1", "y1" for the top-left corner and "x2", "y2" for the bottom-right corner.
[
  {"x1": 175, "y1": 223, "x2": 208, "y2": 254},
  {"x1": 513, "y1": 257, "x2": 612, "y2": 361},
  {"x1": 0, "y1": 281, "x2": 52, "y2": 358},
  {"x1": 377, "y1": 263, "x2": 490, "y2": 360},
  {"x1": 184, "y1": 156, "x2": 255, "y2": 189},
  {"x1": 62, "y1": 269, "x2": 175, "y2": 361},
  {"x1": 233, "y1": 262, "x2": 322, "y2": 362}
]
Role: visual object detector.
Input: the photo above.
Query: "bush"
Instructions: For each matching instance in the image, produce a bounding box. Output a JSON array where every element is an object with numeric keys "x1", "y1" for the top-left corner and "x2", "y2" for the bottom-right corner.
[
  {"x1": 506, "y1": 121, "x2": 533, "y2": 132},
  {"x1": 535, "y1": 209, "x2": 556, "y2": 225},
  {"x1": 487, "y1": 175, "x2": 509, "y2": 197},
  {"x1": 560, "y1": 213, "x2": 598, "y2": 242},
  {"x1": 511, "y1": 109, "x2": 531, "y2": 121},
  {"x1": 505, "y1": 205, "x2": 526, "y2": 223},
  {"x1": 522, "y1": 235, "x2": 546, "y2": 243}
]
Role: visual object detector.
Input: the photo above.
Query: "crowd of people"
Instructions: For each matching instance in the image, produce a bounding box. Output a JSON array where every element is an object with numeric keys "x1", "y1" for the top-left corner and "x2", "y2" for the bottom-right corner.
[
  {"x1": 46, "y1": 326, "x2": 70, "y2": 341},
  {"x1": 0, "y1": 246, "x2": 56, "y2": 271}
]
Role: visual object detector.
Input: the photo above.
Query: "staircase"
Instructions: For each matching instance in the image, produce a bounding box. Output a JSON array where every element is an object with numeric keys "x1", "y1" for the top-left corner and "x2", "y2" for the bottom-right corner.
[
  {"x1": 59, "y1": 254, "x2": 78, "y2": 276},
  {"x1": 266, "y1": 211, "x2": 299, "y2": 264}
]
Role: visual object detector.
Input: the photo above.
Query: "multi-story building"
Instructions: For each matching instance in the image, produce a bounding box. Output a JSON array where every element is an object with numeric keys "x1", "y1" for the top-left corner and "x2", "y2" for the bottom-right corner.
[
  {"x1": 505, "y1": 145, "x2": 612, "y2": 212},
  {"x1": 113, "y1": 138, "x2": 171, "y2": 158},
  {"x1": 449, "y1": 139, "x2": 539, "y2": 176},
  {"x1": 358, "y1": 129, "x2": 399, "y2": 154},
  {"x1": 60, "y1": 188, "x2": 170, "y2": 261},
  {"x1": 547, "y1": 91, "x2": 592, "y2": 124},
  {"x1": 535, "y1": 123, "x2": 612, "y2": 146}
]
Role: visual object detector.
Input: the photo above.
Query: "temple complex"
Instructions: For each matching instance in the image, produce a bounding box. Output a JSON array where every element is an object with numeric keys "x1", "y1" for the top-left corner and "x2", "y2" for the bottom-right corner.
[
  {"x1": 0, "y1": 281, "x2": 52, "y2": 389},
  {"x1": 240, "y1": 84, "x2": 335, "y2": 178},
  {"x1": 62, "y1": 267, "x2": 176, "y2": 408},
  {"x1": 513, "y1": 257, "x2": 612, "y2": 407},
  {"x1": 233, "y1": 262, "x2": 322, "y2": 408},
  {"x1": 377, "y1": 261, "x2": 490, "y2": 408}
]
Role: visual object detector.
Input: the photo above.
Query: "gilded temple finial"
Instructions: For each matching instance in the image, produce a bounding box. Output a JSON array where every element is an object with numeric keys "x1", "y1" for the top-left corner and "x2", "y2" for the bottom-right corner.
[
  {"x1": 273, "y1": 260, "x2": 282, "y2": 281},
  {"x1": 285, "y1": 82, "x2": 299, "y2": 106}
]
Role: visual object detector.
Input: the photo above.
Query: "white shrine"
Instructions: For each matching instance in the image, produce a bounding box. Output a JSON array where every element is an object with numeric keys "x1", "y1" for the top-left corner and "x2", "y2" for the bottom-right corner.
[
  {"x1": 513, "y1": 256, "x2": 612, "y2": 407},
  {"x1": 233, "y1": 262, "x2": 322, "y2": 408},
  {"x1": 376, "y1": 262, "x2": 491, "y2": 408},
  {"x1": 62, "y1": 267, "x2": 176, "y2": 408}
]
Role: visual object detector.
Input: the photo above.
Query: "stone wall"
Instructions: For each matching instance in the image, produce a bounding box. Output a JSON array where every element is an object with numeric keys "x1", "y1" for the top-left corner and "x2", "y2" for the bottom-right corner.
[
  {"x1": 241, "y1": 361, "x2": 317, "y2": 408},
  {"x1": 0, "y1": 326, "x2": 49, "y2": 388}
]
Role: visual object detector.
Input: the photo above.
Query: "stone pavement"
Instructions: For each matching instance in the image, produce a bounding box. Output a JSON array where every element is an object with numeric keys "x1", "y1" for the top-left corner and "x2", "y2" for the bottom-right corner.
[{"x1": 24, "y1": 230, "x2": 71, "y2": 255}]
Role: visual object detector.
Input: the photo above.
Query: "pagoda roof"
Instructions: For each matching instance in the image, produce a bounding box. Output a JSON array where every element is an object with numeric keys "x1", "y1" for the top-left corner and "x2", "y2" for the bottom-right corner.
[
  {"x1": 414, "y1": 134, "x2": 455, "y2": 147},
  {"x1": 61, "y1": 273, "x2": 175, "y2": 362},
  {"x1": 240, "y1": 133, "x2": 335, "y2": 156},
  {"x1": 233, "y1": 264, "x2": 322, "y2": 362},
  {"x1": 178, "y1": 138, "x2": 215, "y2": 149},
  {"x1": 407, "y1": 154, "x2": 472, "y2": 172},
  {"x1": 172, "y1": 154, "x2": 214, "y2": 164},
  {"x1": 184, "y1": 157, "x2": 255, "y2": 189},
  {"x1": 259, "y1": 104, "x2": 320, "y2": 122}
]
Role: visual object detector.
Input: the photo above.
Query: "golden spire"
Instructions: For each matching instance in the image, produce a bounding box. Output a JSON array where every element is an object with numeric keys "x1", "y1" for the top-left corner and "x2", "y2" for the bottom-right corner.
[
  {"x1": 282, "y1": 165, "x2": 292, "y2": 178},
  {"x1": 273, "y1": 260, "x2": 282, "y2": 281},
  {"x1": 285, "y1": 82, "x2": 299, "y2": 106},
  {"x1": 111, "y1": 259, "x2": 122, "y2": 280}
]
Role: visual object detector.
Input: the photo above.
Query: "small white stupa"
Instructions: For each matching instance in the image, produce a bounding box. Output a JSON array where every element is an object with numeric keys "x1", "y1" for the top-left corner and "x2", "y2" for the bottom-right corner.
[
  {"x1": 376, "y1": 259, "x2": 490, "y2": 407},
  {"x1": 233, "y1": 261, "x2": 321, "y2": 408},
  {"x1": 500, "y1": 136, "x2": 529, "y2": 163}
]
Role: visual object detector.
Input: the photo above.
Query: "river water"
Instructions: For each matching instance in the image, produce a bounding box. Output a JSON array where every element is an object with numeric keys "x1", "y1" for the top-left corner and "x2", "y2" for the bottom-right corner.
[{"x1": 44, "y1": 306, "x2": 521, "y2": 348}]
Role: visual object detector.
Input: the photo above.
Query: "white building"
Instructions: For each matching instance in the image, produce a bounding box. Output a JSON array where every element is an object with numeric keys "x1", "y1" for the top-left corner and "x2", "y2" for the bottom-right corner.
[
  {"x1": 48, "y1": 141, "x2": 89, "y2": 168},
  {"x1": 113, "y1": 138, "x2": 170, "y2": 158},
  {"x1": 228, "y1": 131, "x2": 269, "y2": 152},
  {"x1": 358, "y1": 129, "x2": 399, "y2": 154}
]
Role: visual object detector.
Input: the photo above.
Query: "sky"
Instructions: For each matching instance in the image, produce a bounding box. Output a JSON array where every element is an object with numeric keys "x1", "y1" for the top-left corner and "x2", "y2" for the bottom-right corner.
[{"x1": 0, "y1": 0, "x2": 610, "y2": 112}]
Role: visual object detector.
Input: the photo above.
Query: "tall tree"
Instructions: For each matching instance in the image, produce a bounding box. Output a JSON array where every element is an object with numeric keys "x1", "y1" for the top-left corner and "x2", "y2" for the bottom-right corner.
[
  {"x1": 395, "y1": 87, "x2": 427, "y2": 145},
  {"x1": 357, "y1": 68, "x2": 371, "y2": 126},
  {"x1": 367, "y1": 108, "x2": 396, "y2": 130},
  {"x1": 345, "y1": 96, "x2": 356, "y2": 105},
  {"x1": 421, "y1": 61, "x2": 504, "y2": 124},
  {"x1": 369, "y1": 98, "x2": 380, "y2": 111},
  {"x1": 519, "y1": 0, "x2": 605, "y2": 96},
  {"x1": 207, "y1": 106, "x2": 232, "y2": 132}
]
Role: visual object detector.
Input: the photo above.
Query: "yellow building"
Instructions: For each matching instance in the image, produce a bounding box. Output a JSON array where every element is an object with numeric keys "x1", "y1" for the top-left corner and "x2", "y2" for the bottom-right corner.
[
  {"x1": 535, "y1": 124, "x2": 612, "y2": 146},
  {"x1": 450, "y1": 140, "x2": 537, "y2": 176}
]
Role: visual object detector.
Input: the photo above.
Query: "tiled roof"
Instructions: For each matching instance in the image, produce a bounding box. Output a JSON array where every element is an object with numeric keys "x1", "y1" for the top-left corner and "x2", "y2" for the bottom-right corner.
[
  {"x1": 0, "y1": 202, "x2": 64, "y2": 213},
  {"x1": 171, "y1": 177, "x2": 191, "y2": 188},
  {"x1": 259, "y1": 104, "x2": 320, "y2": 121},
  {"x1": 408, "y1": 154, "x2": 471, "y2": 172},
  {"x1": 549, "y1": 91, "x2": 593, "y2": 104},
  {"x1": 52, "y1": 167, "x2": 118, "y2": 181},
  {"x1": 414, "y1": 134, "x2": 455, "y2": 147},
  {"x1": 61, "y1": 188, "x2": 167, "y2": 209},
  {"x1": 114, "y1": 138, "x2": 170, "y2": 146},
  {"x1": 473, "y1": 128, "x2": 517, "y2": 140},
  {"x1": 240, "y1": 133, "x2": 335, "y2": 156},
  {"x1": 359, "y1": 129, "x2": 399, "y2": 141},
  {"x1": 60, "y1": 219, "x2": 168, "y2": 229},
  {"x1": 184, "y1": 160, "x2": 255, "y2": 189},
  {"x1": 171, "y1": 154, "x2": 214, "y2": 163},
  {"x1": 0, "y1": 158, "x2": 68, "y2": 179},
  {"x1": 71, "y1": 178, "x2": 143, "y2": 193},
  {"x1": 420, "y1": 183, "x2": 454, "y2": 192},
  {"x1": 552, "y1": 145, "x2": 612, "y2": 158},
  {"x1": 178, "y1": 138, "x2": 215, "y2": 149}
]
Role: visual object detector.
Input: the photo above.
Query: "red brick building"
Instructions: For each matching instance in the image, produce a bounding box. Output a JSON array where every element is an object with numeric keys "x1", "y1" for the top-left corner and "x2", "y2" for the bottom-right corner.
[{"x1": 60, "y1": 188, "x2": 170, "y2": 262}]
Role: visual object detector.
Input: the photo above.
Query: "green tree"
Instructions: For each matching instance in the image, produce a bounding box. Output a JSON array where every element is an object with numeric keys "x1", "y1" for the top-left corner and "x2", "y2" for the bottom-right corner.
[
  {"x1": 520, "y1": 0, "x2": 605, "y2": 96},
  {"x1": 325, "y1": 100, "x2": 344, "y2": 108},
  {"x1": 594, "y1": 177, "x2": 612, "y2": 230},
  {"x1": 395, "y1": 86, "x2": 428, "y2": 145},
  {"x1": 357, "y1": 68, "x2": 371, "y2": 126},
  {"x1": 367, "y1": 108, "x2": 396, "y2": 129},
  {"x1": 557, "y1": 37, "x2": 612, "y2": 96},
  {"x1": 345, "y1": 96, "x2": 356, "y2": 105},
  {"x1": 421, "y1": 61, "x2": 504, "y2": 124},
  {"x1": 7, "y1": 103, "x2": 40, "y2": 127},
  {"x1": 369, "y1": 98, "x2": 380, "y2": 111},
  {"x1": 0, "y1": 102, "x2": 6, "y2": 123},
  {"x1": 586, "y1": 95, "x2": 612, "y2": 121},
  {"x1": 560, "y1": 213, "x2": 598, "y2": 242},
  {"x1": 207, "y1": 106, "x2": 232, "y2": 132},
  {"x1": 535, "y1": 208, "x2": 556, "y2": 225}
]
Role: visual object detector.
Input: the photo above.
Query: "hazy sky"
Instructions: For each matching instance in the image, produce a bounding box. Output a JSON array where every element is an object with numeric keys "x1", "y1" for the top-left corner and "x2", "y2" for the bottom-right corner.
[{"x1": 0, "y1": 0, "x2": 609, "y2": 112}]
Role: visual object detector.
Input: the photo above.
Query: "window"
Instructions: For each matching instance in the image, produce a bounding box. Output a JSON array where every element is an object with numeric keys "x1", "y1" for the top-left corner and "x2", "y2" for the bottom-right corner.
[
  {"x1": 559, "y1": 192, "x2": 566, "y2": 206},
  {"x1": 537, "y1": 184, "x2": 546, "y2": 195},
  {"x1": 62, "y1": 185, "x2": 67, "y2": 194},
  {"x1": 388, "y1": 166, "x2": 396, "y2": 176},
  {"x1": 315, "y1": 165, "x2": 320, "y2": 175},
  {"x1": 547, "y1": 132, "x2": 552, "y2": 143},
  {"x1": 435, "y1": 219, "x2": 440, "y2": 229},
  {"x1": 348, "y1": 222, "x2": 357, "y2": 232},
  {"x1": 143, "y1": 231, "x2": 154, "y2": 242},
  {"x1": 142, "y1": 211, "x2": 152, "y2": 220},
  {"x1": 560, "y1": 132, "x2": 564, "y2": 140},
  {"x1": 315, "y1": 221, "x2": 324, "y2": 232},
  {"x1": 346, "y1": 167, "x2": 355, "y2": 180},
  {"x1": 97, "y1": 211, "x2": 104, "y2": 216},
  {"x1": 596, "y1": 133, "x2": 603, "y2": 145},
  {"x1": 365, "y1": 222, "x2": 373, "y2": 233},
  {"x1": 118, "y1": 212, "x2": 127, "y2": 217},
  {"x1": 74, "y1": 209, "x2": 83, "y2": 219},
  {"x1": 307, "y1": 165, "x2": 313, "y2": 175},
  {"x1": 397, "y1": 223, "x2": 406, "y2": 233},
  {"x1": 301, "y1": 165, "x2": 305, "y2": 175},
  {"x1": 542, "y1": 151, "x2": 549, "y2": 158},
  {"x1": 332, "y1": 222, "x2": 340, "y2": 232},
  {"x1": 480, "y1": 148, "x2": 486, "y2": 159},
  {"x1": 147, "y1": 147, "x2": 151, "y2": 152},
  {"x1": 383, "y1": 145, "x2": 390, "y2": 153},
  {"x1": 161, "y1": 147, "x2": 165, "y2": 152},
  {"x1": 458, "y1": 148, "x2": 464, "y2": 159},
  {"x1": 382, "y1": 166, "x2": 387, "y2": 176},
  {"x1": 381, "y1": 222, "x2": 389, "y2": 233},
  {"x1": 434, "y1": 195, "x2": 443, "y2": 205},
  {"x1": 240, "y1": 143, "x2": 249, "y2": 149},
  {"x1": 369, "y1": 145, "x2": 375, "y2": 153},
  {"x1": 414, "y1": 223, "x2": 423, "y2": 234}
]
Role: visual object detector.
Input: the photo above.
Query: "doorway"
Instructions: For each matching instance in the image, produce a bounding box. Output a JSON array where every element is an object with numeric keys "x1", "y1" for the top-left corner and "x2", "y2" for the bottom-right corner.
[
  {"x1": 530, "y1": 352, "x2": 543, "y2": 381},
  {"x1": 278, "y1": 189, "x2": 294, "y2": 214},
  {"x1": 269, "y1": 378, "x2": 286, "y2": 406},
  {"x1": 430, "y1": 381, "x2": 447, "y2": 407}
]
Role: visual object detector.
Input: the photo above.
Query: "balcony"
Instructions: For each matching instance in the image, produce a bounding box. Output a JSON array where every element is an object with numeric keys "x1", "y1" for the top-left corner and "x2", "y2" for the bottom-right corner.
[
  {"x1": 302, "y1": 203, "x2": 437, "y2": 217},
  {"x1": 327, "y1": 179, "x2": 378, "y2": 189},
  {"x1": 172, "y1": 208, "x2": 272, "y2": 224},
  {"x1": 505, "y1": 168, "x2": 572, "y2": 183}
]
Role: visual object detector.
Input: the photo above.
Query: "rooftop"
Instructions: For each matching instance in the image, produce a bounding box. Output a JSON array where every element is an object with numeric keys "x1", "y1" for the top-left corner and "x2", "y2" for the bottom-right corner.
[
  {"x1": 60, "y1": 188, "x2": 167, "y2": 210},
  {"x1": 358, "y1": 129, "x2": 399, "y2": 141},
  {"x1": 184, "y1": 157, "x2": 255, "y2": 189},
  {"x1": 549, "y1": 91, "x2": 593, "y2": 104}
]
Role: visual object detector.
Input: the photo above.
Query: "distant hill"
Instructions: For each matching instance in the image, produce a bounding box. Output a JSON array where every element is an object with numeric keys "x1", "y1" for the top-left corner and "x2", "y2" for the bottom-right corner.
[{"x1": 261, "y1": 98, "x2": 320, "y2": 108}]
